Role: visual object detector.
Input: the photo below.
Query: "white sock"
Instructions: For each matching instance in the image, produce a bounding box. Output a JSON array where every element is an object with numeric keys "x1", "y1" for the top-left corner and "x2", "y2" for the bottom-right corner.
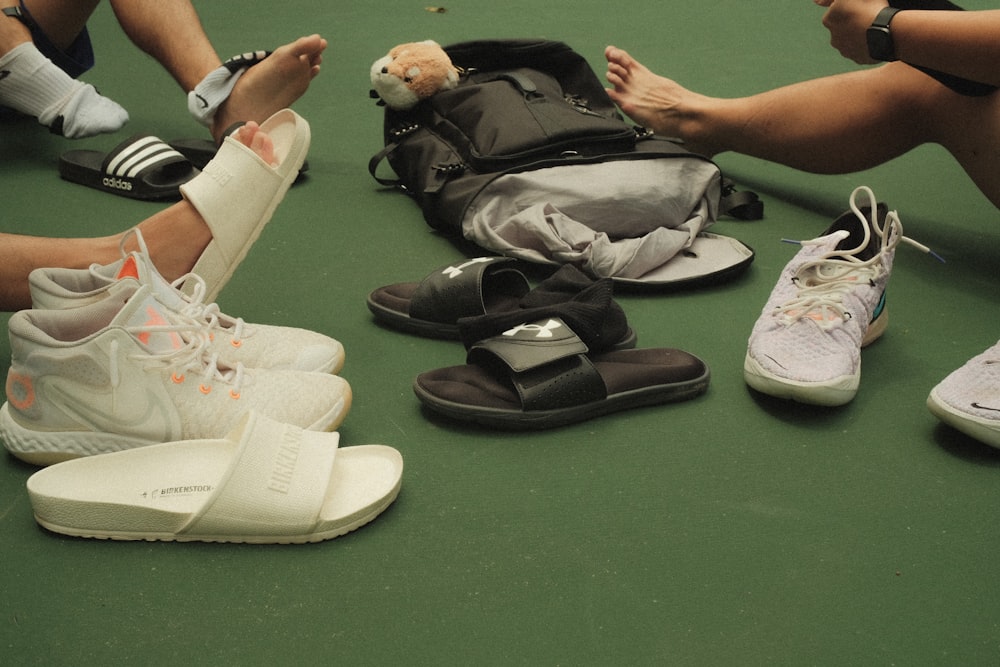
[
  {"x1": 187, "y1": 50, "x2": 269, "y2": 127},
  {"x1": 0, "y1": 42, "x2": 129, "y2": 138}
]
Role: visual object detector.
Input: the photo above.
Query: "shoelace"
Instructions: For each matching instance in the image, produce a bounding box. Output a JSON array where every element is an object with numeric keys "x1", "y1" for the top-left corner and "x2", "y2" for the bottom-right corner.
[
  {"x1": 113, "y1": 228, "x2": 250, "y2": 345},
  {"x1": 116, "y1": 313, "x2": 247, "y2": 399},
  {"x1": 777, "y1": 186, "x2": 939, "y2": 330},
  {"x1": 171, "y1": 272, "x2": 249, "y2": 344}
]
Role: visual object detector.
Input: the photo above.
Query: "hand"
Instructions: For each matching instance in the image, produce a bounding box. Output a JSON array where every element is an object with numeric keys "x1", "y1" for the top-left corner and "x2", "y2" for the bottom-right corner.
[{"x1": 816, "y1": 0, "x2": 889, "y2": 64}]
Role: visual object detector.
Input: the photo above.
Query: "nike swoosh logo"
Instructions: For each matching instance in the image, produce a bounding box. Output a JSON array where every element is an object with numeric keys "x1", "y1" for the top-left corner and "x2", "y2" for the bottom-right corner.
[
  {"x1": 43, "y1": 378, "x2": 179, "y2": 443},
  {"x1": 195, "y1": 93, "x2": 209, "y2": 110},
  {"x1": 972, "y1": 402, "x2": 1000, "y2": 414}
]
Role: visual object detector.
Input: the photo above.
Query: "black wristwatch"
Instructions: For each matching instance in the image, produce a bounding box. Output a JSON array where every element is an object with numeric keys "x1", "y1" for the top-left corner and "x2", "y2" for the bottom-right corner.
[{"x1": 867, "y1": 7, "x2": 903, "y2": 62}]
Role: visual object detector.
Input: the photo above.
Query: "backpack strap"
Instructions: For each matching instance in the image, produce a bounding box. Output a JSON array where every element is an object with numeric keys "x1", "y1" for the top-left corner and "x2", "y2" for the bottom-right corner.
[
  {"x1": 368, "y1": 142, "x2": 402, "y2": 187},
  {"x1": 720, "y1": 178, "x2": 764, "y2": 221}
]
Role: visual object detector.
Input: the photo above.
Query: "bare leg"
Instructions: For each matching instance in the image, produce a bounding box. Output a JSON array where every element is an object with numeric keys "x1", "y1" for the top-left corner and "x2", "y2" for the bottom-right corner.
[
  {"x1": 0, "y1": 0, "x2": 32, "y2": 55},
  {"x1": 0, "y1": 122, "x2": 275, "y2": 311},
  {"x1": 107, "y1": 0, "x2": 219, "y2": 91},
  {"x1": 107, "y1": 0, "x2": 325, "y2": 142},
  {"x1": 605, "y1": 45, "x2": 1000, "y2": 208}
]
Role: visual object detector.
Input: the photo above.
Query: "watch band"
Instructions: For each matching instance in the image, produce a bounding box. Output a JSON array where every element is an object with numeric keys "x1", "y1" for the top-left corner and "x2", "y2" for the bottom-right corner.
[{"x1": 872, "y1": 6, "x2": 903, "y2": 28}]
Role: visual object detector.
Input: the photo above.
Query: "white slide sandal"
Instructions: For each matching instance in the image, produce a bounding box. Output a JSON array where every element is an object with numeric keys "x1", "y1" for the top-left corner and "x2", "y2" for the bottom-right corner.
[
  {"x1": 179, "y1": 108, "x2": 311, "y2": 302},
  {"x1": 26, "y1": 412, "x2": 403, "y2": 544}
]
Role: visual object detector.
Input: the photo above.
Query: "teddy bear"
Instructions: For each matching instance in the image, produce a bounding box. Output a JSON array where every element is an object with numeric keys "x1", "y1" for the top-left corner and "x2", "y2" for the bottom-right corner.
[{"x1": 370, "y1": 40, "x2": 460, "y2": 111}]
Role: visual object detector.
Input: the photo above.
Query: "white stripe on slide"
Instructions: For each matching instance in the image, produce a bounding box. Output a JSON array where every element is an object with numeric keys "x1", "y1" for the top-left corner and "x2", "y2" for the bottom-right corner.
[{"x1": 106, "y1": 138, "x2": 185, "y2": 177}]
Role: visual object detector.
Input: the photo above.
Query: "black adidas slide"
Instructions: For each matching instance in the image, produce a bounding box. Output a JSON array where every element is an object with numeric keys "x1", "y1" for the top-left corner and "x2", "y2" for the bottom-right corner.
[{"x1": 58, "y1": 135, "x2": 198, "y2": 201}]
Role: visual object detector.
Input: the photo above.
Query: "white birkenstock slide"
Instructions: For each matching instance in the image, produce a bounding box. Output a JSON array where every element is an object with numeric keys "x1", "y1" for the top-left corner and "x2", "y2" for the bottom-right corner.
[
  {"x1": 179, "y1": 108, "x2": 310, "y2": 302},
  {"x1": 26, "y1": 412, "x2": 403, "y2": 544}
]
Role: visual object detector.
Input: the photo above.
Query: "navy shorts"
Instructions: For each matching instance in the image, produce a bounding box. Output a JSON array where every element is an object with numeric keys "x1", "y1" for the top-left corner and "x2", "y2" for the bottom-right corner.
[{"x1": 19, "y1": 1, "x2": 95, "y2": 78}]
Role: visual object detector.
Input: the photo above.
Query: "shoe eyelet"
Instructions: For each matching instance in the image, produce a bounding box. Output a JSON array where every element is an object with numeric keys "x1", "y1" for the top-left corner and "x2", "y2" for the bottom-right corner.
[
  {"x1": 199, "y1": 384, "x2": 212, "y2": 395},
  {"x1": 171, "y1": 373, "x2": 185, "y2": 384},
  {"x1": 229, "y1": 390, "x2": 241, "y2": 400},
  {"x1": 230, "y1": 339, "x2": 243, "y2": 348}
]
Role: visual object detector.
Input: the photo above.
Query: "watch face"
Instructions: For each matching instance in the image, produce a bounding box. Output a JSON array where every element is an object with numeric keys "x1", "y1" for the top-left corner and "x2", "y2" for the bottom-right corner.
[{"x1": 866, "y1": 27, "x2": 896, "y2": 62}]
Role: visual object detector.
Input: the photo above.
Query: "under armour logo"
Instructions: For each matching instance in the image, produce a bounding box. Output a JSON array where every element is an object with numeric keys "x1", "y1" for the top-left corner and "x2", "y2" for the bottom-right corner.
[
  {"x1": 504, "y1": 319, "x2": 563, "y2": 339},
  {"x1": 442, "y1": 257, "x2": 494, "y2": 279}
]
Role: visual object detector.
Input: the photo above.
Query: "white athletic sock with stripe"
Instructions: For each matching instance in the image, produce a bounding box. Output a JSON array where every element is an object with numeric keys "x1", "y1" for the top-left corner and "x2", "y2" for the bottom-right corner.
[{"x1": 0, "y1": 42, "x2": 129, "y2": 138}]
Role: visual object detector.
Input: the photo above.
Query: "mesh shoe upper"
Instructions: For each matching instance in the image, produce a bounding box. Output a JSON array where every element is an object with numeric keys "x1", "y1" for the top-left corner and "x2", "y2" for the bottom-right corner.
[{"x1": 928, "y1": 339, "x2": 1000, "y2": 448}]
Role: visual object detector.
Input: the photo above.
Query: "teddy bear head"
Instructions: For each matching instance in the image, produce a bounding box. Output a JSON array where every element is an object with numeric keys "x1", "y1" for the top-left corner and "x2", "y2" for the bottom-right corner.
[{"x1": 370, "y1": 40, "x2": 460, "y2": 110}]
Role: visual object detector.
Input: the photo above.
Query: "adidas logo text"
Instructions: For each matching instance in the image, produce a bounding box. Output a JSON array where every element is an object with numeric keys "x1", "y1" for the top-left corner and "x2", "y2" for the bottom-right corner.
[{"x1": 102, "y1": 176, "x2": 133, "y2": 192}]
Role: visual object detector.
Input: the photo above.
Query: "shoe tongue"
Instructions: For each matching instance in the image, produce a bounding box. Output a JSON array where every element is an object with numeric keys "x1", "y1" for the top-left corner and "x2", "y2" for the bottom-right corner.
[
  {"x1": 115, "y1": 255, "x2": 141, "y2": 281},
  {"x1": 115, "y1": 252, "x2": 187, "y2": 311},
  {"x1": 114, "y1": 284, "x2": 186, "y2": 353}
]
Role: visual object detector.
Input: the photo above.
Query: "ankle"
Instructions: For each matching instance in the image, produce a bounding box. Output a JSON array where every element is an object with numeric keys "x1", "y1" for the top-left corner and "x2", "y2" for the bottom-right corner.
[
  {"x1": 135, "y1": 204, "x2": 212, "y2": 281},
  {"x1": 0, "y1": 6, "x2": 32, "y2": 57},
  {"x1": 666, "y1": 96, "x2": 722, "y2": 158}
]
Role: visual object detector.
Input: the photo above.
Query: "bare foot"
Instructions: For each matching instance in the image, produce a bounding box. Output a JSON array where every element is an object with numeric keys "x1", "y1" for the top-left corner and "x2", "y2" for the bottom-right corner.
[
  {"x1": 210, "y1": 34, "x2": 326, "y2": 143},
  {"x1": 135, "y1": 121, "x2": 280, "y2": 280},
  {"x1": 604, "y1": 45, "x2": 717, "y2": 155}
]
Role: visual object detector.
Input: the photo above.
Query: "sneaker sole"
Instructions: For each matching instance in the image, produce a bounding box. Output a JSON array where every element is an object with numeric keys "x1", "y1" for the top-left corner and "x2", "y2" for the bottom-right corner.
[
  {"x1": 0, "y1": 382, "x2": 352, "y2": 466},
  {"x1": 927, "y1": 388, "x2": 1000, "y2": 449},
  {"x1": 743, "y1": 354, "x2": 859, "y2": 407},
  {"x1": 0, "y1": 402, "x2": 160, "y2": 465}
]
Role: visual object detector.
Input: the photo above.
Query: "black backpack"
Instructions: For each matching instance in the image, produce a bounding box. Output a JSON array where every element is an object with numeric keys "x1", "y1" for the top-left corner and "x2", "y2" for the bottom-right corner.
[
  {"x1": 368, "y1": 39, "x2": 762, "y2": 289},
  {"x1": 369, "y1": 39, "x2": 761, "y2": 232}
]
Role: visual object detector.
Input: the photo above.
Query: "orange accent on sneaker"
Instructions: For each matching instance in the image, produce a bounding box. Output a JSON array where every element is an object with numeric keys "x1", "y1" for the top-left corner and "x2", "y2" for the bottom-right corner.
[
  {"x1": 137, "y1": 305, "x2": 183, "y2": 350},
  {"x1": 230, "y1": 340, "x2": 242, "y2": 348},
  {"x1": 787, "y1": 309, "x2": 839, "y2": 324},
  {"x1": 229, "y1": 390, "x2": 241, "y2": 400},
  {"x1": 171, "y1": 373, "x2": 185, "y2": 384},
  {"x1": 6, "y1": 372, "x2": 36, "y2": 411},
  {"x1": 199, "y1": 384, "x2": 212, "y2": 395},
  {"x1": 116, "y1": 255, "x2": 140, "y2": 281}
]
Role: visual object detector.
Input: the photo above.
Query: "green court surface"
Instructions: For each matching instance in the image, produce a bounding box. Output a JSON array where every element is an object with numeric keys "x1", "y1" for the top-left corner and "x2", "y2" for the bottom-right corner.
[{"x1": 2, "y1": 1, "x2": 999, "y2": 664}]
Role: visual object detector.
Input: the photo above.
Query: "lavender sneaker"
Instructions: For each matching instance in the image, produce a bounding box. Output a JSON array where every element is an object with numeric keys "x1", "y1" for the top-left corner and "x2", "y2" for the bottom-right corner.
[
  {"x1": 744, "y1": 186, "x2": 934, "y2": 406},
  {"x1": 928, "y1": 339, "x2": 1000, "y2": 448}
]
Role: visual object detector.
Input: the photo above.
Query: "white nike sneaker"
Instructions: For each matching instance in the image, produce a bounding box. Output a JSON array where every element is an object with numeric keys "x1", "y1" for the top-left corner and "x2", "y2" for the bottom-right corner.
[
  {"x1": 28, "y1": 230, "x2": 344, "y2": 374},
  {"x1": 927, "y1": 338, "x2": 1000, "y2": 448},
  {"x1": 0, "y1": 283, "x2": 352, "y2": 465},
  {"x1": 744, "y1": 186, "x2": 936, "y2": 406}
]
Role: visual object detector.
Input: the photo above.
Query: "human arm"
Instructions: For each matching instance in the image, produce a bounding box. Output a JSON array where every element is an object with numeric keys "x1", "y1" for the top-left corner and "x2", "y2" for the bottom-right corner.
[{"x1": 817, "y1": 0, "x2": 1000, "y2": 86}]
